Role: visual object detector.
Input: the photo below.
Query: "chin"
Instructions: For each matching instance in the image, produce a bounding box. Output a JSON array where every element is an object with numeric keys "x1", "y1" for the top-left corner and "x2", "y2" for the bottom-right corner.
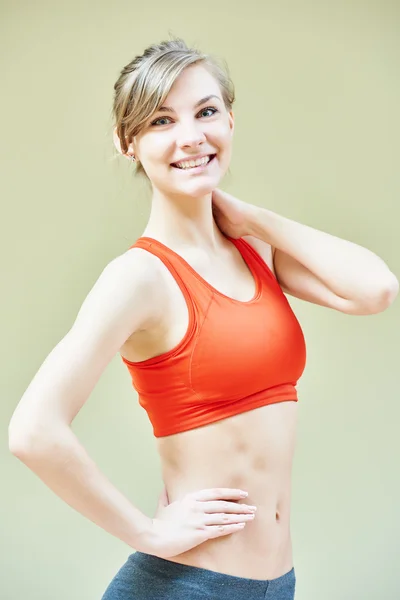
[
  {"x1": 180, "y1": 170, "x2": 228, "y2": 198},
  {"x1": 188, "y1": 183, "x2": 221, "y2": 199},
  {"x1": 160, "y1": 175, "x2": 220, "y2": 199},
  {"x1": 188, "y1": 181, "x2": 219, "y2": 197}
]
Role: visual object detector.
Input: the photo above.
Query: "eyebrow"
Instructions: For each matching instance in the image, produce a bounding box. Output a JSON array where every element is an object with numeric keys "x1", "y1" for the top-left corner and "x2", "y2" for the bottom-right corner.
[{"x1": 157, "y1": 95, "x2": 221, "y2": 113}]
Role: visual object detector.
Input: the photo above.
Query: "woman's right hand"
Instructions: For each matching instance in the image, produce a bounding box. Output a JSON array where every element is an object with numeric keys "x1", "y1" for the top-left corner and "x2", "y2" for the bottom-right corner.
[{"x1": 136, "y1": 487, "x2": 257, "y2": 559}]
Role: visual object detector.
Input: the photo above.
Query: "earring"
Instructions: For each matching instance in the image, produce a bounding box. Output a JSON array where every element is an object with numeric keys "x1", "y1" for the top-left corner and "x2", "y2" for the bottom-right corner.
[{"x1": 131, "y1": 155, "x2": 136, "y2": 162}]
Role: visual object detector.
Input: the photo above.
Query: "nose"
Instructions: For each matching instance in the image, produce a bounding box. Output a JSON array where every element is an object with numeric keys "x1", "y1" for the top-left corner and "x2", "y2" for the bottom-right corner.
[{"x1": 177, "y1": 120, "x2": 206, "y2": 149}]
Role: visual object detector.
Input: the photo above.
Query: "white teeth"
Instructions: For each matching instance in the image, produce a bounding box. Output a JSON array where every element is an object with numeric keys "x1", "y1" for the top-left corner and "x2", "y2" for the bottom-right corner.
[{"x1": 175, "y1": 155, "x2": 212, "y2": 170}]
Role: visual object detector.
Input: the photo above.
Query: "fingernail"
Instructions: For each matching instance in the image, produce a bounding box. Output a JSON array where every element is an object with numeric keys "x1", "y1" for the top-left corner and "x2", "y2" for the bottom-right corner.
[{"x1": 240, "y1": 491, "x2": 248, "y2": 497}]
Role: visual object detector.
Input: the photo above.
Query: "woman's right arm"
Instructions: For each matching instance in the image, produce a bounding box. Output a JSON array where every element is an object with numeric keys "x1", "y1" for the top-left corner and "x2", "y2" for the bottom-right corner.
[{"x1": 8, "y1": 249, "x2": 162, "y2": 550}]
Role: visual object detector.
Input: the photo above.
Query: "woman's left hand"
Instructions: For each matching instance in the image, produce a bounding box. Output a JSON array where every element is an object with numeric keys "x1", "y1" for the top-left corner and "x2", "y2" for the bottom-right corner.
[{"x1": 212, "y1": 188, "x2": 255, "y2": 239}]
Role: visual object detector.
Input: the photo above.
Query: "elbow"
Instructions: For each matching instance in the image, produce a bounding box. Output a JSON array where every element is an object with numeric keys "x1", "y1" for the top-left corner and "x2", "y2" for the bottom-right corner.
[
  {"x1": 8, "y1": 404, "x2": 37, "y2": 456},
  {"x1": 9, "y1": 438, "x2": 31, "y2": 458},
  {"x1": 8, "y1": 425, "x2": 39, "y2": 457},
  {"x1": 8, "y1": 419, "x2": 58, "y2": 458},
  {"x1": 363, "y1": 273, "x2": 399, "y2": 314},
  {"x1": 9, "y1": 417, "x2": 71, "y2": 458},
  {"x1": 376, "y1": 273, "x2": 399, "y2": 311}
]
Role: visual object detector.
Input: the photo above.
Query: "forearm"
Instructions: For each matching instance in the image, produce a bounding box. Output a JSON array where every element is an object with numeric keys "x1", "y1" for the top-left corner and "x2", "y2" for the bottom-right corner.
[
  {"x1": 10, "y1": 426, "x2": 151, "y2": 550},
  {"x1": 248, "y1": 205, "x2": 398, "y2": 303}
]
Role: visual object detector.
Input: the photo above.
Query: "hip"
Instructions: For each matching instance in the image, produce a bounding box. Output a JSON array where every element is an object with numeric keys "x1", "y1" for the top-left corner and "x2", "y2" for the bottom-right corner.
[
  {"x1": 101, "y1": 551, "x2": 296, "y2": 600},
  {"x1": 165, "y1": 512, "x2": 294, "y2": 580}
]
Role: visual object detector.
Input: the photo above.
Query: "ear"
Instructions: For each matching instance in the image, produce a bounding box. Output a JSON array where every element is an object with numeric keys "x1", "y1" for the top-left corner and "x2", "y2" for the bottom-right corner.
[
  {"x1": 113, "y1": 127, "x2": 136, "y2": 160},
  {"x1": 228, "y1": 110, "x2": 235, "y2": 136}
]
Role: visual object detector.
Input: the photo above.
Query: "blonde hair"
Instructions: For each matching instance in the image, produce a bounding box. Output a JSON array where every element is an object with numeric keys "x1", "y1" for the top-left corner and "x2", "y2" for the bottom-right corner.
[{"x1": 112, "y1": 37, "x2": 235, "y2": 177}]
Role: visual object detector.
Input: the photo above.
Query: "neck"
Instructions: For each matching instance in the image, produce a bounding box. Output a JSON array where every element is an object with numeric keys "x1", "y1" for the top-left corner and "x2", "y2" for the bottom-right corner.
[{"x1": 142, "y1": 187, "x2": 226, "y2": 251}]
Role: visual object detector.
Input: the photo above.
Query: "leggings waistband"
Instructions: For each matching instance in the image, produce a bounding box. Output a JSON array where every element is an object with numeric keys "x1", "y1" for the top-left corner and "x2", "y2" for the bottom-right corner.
[{"x1": 111, "y1": 551, "x2": 297, "y2": 599}]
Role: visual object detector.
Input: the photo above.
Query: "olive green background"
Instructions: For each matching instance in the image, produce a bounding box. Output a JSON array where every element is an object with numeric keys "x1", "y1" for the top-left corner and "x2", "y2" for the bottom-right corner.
[{"x1": 1, "y1": 1, "x2": 399, "y2": 599}]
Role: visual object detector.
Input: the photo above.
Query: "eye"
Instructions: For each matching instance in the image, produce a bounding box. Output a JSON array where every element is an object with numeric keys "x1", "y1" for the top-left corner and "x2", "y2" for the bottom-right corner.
[
  {"x1": 198, "y1": 106, "x2": 218, "y2": 118},
  {"x1": 150, "y1": 106, "x2": 219, "y2": 127},
  {"x1": 150, "y1": 116, "x2": 172, "y2": 127}
]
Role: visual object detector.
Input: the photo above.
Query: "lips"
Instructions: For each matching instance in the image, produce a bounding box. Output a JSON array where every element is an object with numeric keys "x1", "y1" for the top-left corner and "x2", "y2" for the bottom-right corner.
[{"x1": 171, "y1": 154, "x2": 217, "y2": 169}]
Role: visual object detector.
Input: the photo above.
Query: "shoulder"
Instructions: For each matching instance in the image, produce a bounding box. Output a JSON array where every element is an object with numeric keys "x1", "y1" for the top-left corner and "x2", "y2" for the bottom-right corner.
[
  {"x1": 103, "y1": 246, "x2": 160, "y2": 292},
  {"x1": 98, "y1": 245, "x2": 166, "y2": 331},
  {"x1": 114, "y1": 244, "x2": 162, "y2": 279},
  {"x1": 241, "y1": 235, "x2": 277, "y2": 278}
]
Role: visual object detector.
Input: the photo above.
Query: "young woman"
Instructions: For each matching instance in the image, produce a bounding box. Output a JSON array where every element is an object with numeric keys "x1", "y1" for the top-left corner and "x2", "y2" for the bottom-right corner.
[{"x1": 9, "y1": 39, "x2": 398, "y2": 600}]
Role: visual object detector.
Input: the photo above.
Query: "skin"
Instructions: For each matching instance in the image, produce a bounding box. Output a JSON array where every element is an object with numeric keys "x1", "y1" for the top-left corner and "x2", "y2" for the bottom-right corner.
[{"x1": 115, "y1": 63, "x2": 297, "y2": 580}]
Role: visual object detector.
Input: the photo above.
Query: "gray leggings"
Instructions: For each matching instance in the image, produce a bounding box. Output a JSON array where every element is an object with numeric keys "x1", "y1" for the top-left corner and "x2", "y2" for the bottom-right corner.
[{"x1": 101, "y1": 551, "x2": 296, "y2": 599}]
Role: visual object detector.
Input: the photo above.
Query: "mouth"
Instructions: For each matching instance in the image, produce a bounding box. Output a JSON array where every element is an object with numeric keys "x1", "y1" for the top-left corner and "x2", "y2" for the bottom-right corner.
[{"x1": 171, "y1": 154, "x2": 217, "y2": 171}]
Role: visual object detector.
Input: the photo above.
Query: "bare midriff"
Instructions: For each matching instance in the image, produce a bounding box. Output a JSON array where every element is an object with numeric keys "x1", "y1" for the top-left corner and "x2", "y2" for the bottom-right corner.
[{"x1": 156, "y1": 399, "x2": 298, "y2": 581}]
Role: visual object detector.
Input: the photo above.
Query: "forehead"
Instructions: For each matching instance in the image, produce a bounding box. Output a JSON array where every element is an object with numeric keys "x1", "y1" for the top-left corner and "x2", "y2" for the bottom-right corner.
[{"x1": 164, "y1": 64, "x2": 222, "y2": 107}]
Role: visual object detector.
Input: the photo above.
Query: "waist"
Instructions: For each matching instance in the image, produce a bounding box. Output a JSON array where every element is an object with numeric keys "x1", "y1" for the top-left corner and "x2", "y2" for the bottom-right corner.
[
  {"x1": 156, "y1": 401, "x2": 298, "y2": 579},
  {"x1": 165, "y1": 513, "x2": 294, "y2": 580}
]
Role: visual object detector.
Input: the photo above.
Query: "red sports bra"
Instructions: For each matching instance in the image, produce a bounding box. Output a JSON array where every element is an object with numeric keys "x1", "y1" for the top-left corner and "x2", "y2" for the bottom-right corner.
[{"x1": 121, "y1": 236, "x2": 306, "y2": 438}]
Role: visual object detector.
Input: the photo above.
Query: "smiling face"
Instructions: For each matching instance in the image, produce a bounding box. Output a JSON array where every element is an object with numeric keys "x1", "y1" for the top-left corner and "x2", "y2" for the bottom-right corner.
[{"x1": 131, "y1": 64, "x2": 235, "y2": 198}]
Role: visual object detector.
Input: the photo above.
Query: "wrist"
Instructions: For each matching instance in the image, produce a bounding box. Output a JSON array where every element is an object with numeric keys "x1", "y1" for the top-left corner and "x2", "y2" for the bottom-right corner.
[{"x1": 130, "y1": 515, "x2": 155, "y2": 552}]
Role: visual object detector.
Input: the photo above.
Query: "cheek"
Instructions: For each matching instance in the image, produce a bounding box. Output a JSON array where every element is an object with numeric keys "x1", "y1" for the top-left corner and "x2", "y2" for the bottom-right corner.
[
  {"x1": 212, "y1": 124, "x2": 233, "y2": 150},
  {"x1": 217, "y1": 132, "x2": 233, "y2": 164},
  {"x1": 138, "y1": 134, "x2": 168, "y2": 161}
]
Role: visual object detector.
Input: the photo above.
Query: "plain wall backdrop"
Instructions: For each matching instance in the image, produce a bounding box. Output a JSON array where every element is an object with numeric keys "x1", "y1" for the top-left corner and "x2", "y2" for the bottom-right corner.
[{"x1": 1, "y1": 1, "x2": 399, "y2": 599}]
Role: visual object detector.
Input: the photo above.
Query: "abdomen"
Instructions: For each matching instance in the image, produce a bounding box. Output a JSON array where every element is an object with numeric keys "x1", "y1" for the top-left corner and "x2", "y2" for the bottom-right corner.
[{"x1": 156, "y1": 400, "x2": 298, "y2": 580}]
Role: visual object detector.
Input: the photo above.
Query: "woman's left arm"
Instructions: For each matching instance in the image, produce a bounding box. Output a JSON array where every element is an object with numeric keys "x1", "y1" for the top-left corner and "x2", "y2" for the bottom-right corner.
[
  {"x1": 248, "y1": 205, "x2": 399, "y2": 315},
  {"x1": 211, "y1": 189, "x2": 399, "y2": 315}
]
